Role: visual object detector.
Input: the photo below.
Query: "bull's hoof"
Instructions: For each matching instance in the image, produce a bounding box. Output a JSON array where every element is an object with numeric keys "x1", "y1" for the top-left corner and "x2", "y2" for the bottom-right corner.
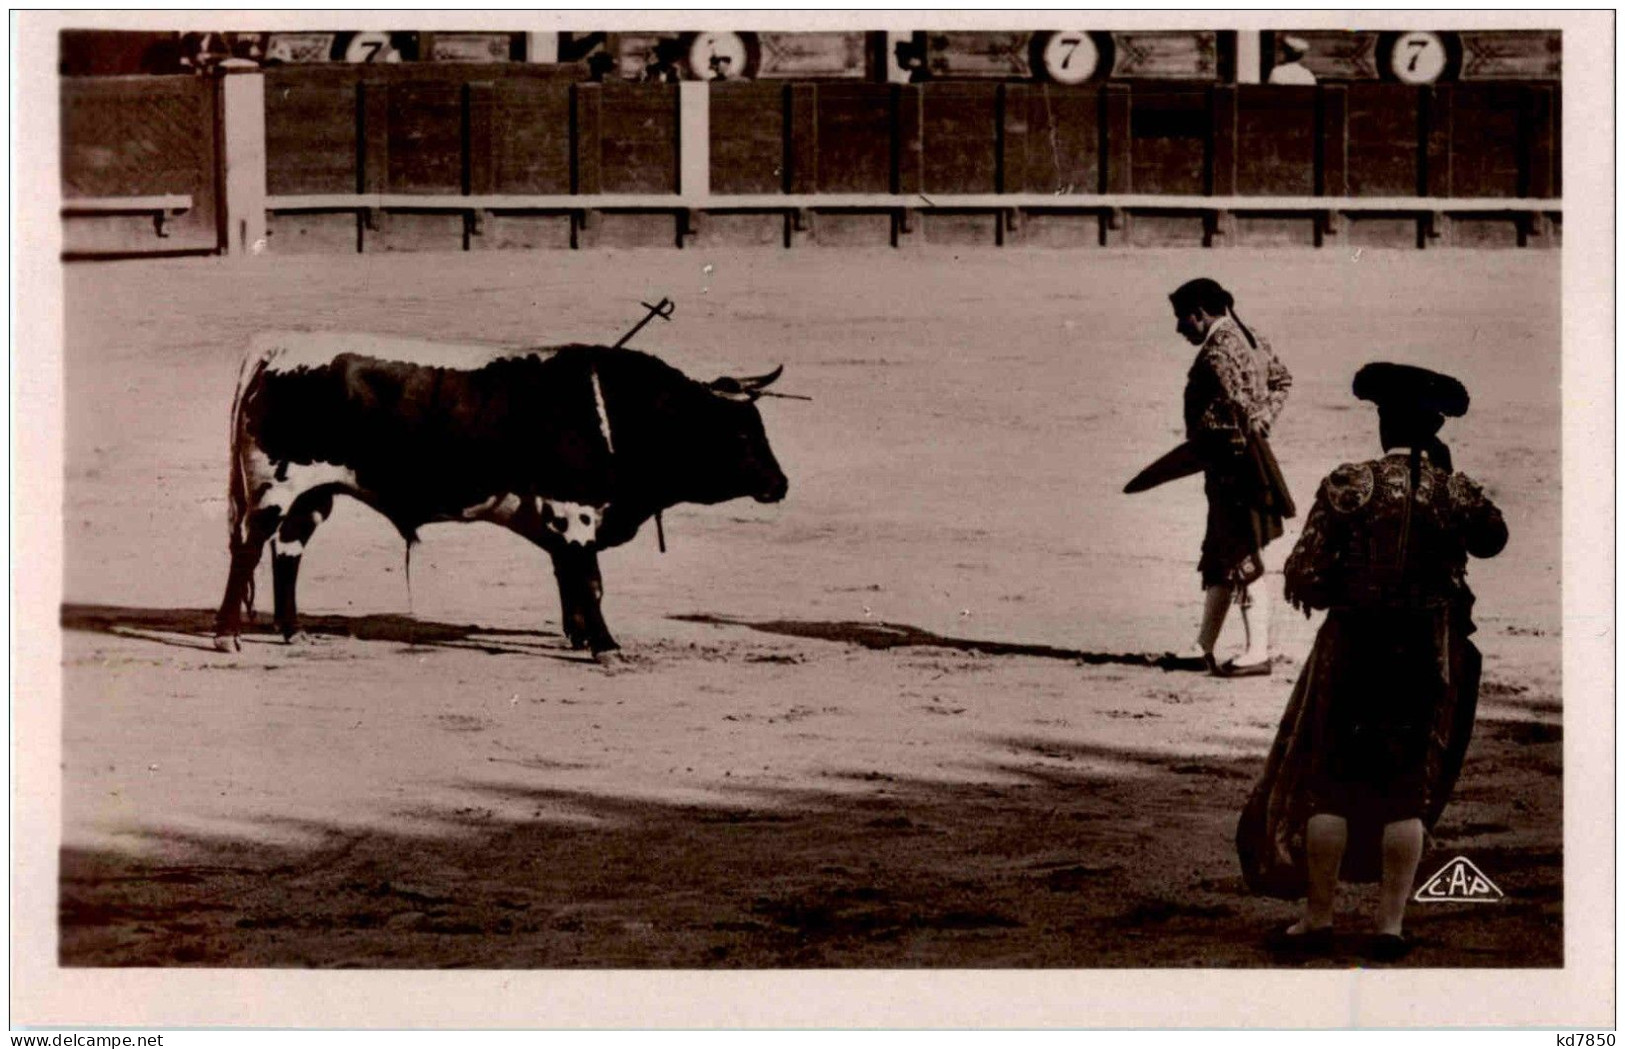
[
  {"x1": 592, "y1": 648, "x2": 625, "y2": 666},
  {"x1": 283, "y1": 630, "x2": 314, "y2": 646},
  {"x1": 213, "y1": 634, "x2": 241, "y2": 653}
]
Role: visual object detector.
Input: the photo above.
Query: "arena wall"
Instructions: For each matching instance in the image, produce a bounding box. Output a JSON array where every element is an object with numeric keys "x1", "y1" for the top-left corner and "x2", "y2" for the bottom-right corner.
[{"x1": 59, "y1": 61, "x2": 1561, "y2": 256}]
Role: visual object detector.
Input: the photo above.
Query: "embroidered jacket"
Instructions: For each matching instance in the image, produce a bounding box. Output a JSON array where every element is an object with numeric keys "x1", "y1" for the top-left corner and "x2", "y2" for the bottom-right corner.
[
  {"x1": 1183, "y1": 317, "x2": 1292, "y2": 458},
  {"x1": 1283, "y1": 453, "x2": 1508, "y2": 613}
]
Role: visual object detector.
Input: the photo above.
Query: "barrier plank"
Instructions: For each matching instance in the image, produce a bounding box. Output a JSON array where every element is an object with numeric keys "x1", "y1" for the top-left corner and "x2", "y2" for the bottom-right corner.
[
  {"x1": 1423, "y1": 85, "x2": 1454, "y2": 198},
  {"x1": 360, "y1": 80, "x2": 389, "y2": 195},
  {"x1": 60, "y1": 76, "x2": 211, "y2": 198},
  {"x1": 572, "y1": 84, "x2": 602, "y2": 195},
  {"x1": 1525, "y1": 84, "x2": 1557, "y2": 200},
  {"x1": 1022, "y1": 84, "x2": 1101, "y2": 195},
  {"x1": 388, "y1": 79, "x2": 463, "y2": 193},
  {"x1": 1209, "y1": 84, "x2": 1237, "y2": 195},
  {"x1": 1128, "y1": 86, "x2": 1209, "y2": 195},
  {"x1": 1103, "y1": 84, "x2": 1132, "y2": 193},
  {"x1": 1317, "y1": 84, "x2": 1349, "y2": 196},
  {"x1": 1346, "y1": 83, "x2": 1422, "y2": 196},
  {"x1": 264, "y1": 71, "x2": 358, "y2": 195},
  {"x1": 1236, "y1": 85, "x2": 1315, "y2": 195},
  {"x1": 814, "y1": 83, "x2": 893, "y2": 193},
  {"x1": 465, "y1": 81, "x2": 495, "y2": 195},
  {"x1": 492, "y1": 79, "x2": 572, "y2": 194},
  {"x1": 787, "y1": 83, "x2": 819, "y2": 194},
  {"x1": 59, "y1": 74, "x2": 220, "y2": 253},
  {"x1": 998, "y1": 83, "x2": 1029, "y2": 194},
  {"x1": 710, "y1": 81, "x2": 786, "y2": 194},
  {"x1": 893, "y1": 84, "x2": 923, "y2": 195},
  {"x1": 1450, "y1": 84, "x2": 1526, "y2": 197},
  {"x1": 922, "y1": 82, "x2": 999, "y2": 193},
  {"x1": 599, "y1": 82, "x2": 678, "y2": 194}
]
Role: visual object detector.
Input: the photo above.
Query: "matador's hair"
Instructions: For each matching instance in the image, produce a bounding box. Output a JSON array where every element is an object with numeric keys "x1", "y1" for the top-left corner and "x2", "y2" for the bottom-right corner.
[{"x1": 1169, "y1": 278, "x2": 1257, "y2": 350}]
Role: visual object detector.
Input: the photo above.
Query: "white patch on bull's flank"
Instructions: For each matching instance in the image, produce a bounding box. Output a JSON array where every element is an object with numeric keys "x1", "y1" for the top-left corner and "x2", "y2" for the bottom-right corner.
[
  {"x1": 239, "y1": 452, "x2": 361, "y2": 542},
  {"x1": 250, "y1": 331, "x2": 551, "y2": 375},
  {"x1": 539, "y1": 498, "x2": 606, "y2": 547}
]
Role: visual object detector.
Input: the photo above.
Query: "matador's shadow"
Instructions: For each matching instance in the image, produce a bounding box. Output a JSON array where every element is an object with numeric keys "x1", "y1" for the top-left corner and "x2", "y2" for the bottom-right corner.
[{"x1": 672, "y1": 614, "x2": 1190, "y2": 669}]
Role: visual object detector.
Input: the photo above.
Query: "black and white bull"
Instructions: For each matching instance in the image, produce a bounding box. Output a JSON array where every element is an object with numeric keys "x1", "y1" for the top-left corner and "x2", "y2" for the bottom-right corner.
[{"x1": 213, "y1": 332, "x2": 788, "y2": 656}]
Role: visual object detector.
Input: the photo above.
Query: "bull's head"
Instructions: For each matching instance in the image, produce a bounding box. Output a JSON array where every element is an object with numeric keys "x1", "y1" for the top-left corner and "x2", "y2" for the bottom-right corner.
[
  {"x1": 707, "y1": 365, "x2": 785, "y2": 403},
  {"x1": 687, "y1": 365, "x2": 789, "y2": 504}
]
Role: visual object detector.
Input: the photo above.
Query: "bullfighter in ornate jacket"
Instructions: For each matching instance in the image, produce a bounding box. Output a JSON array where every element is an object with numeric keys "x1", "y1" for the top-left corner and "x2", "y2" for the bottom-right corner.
[
  {"x1": 1236, "y1": 361, "x2": 1508, "y2": 961},
  {"x1": 1169, "y1": 278, "x2": 1295, "y2": 676}
]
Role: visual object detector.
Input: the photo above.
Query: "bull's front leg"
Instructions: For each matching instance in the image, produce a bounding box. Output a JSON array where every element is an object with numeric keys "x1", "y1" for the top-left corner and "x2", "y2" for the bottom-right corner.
[
  {"x1": 271, "y1": 492, "x2": 333, "y2": 643},
  {"x1": 550, "y1": 546, "x2": 618, "y2": 655}
]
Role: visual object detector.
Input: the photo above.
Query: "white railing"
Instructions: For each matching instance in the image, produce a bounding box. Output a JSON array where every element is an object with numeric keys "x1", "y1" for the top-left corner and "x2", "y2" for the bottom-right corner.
[
  {"x1": 264, "y1": 191, "x2": 1561, "y2": 214},
  {"x1": 60, "y1": 194, "x2": 194, "y2": 238}
]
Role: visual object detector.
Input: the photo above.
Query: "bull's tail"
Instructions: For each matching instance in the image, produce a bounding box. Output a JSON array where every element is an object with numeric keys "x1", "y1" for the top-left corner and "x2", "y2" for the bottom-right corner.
[{"x1": 226, "y1": 340, "x2": 277, "y2": 617}]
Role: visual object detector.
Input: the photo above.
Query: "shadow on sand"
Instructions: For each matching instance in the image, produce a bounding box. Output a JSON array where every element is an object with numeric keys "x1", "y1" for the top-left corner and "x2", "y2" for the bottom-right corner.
[
  {"x1": 59, "y1": 603, "x2": 579, "y2": 659},
  {"x1": 58, "y1": 733, "x2": 1561, "y2": 970},
  {"x1": 673, "y1": 614, "x2": 1197, "y2": 670}
]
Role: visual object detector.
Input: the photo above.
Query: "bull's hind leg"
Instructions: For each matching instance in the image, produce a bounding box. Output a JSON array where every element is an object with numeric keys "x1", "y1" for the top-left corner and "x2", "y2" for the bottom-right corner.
[
  {"x1": 214, "y1": 506, "x2": 281, "y2": 652},
  {"x1": 272, "y1": 490, "x2": 335, "y2": 642},
  {"x1": 551, "y1": 547, "x2": 618, "y2": 655}
]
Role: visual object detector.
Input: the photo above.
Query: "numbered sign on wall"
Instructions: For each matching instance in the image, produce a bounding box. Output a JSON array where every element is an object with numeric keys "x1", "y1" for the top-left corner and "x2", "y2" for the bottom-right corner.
[
  {"x1": 1040, "y1": 31, "x2": 1100, "y2": 83},
  {"x1": 429, "y1": 33, "x2": 513, "y2": 63},
  {"x1": 265, "y1": 32, "x2": 337, "y2": 64},
  {"x1": 688, "y1": 32, "x2": 754, "y2": 80},
  {"x1": 343, "y1": 31, "x2": 402, "y2": 64},
  {"x1": 1390, "y1": 31, "x2": 1448, "y2": 83}
]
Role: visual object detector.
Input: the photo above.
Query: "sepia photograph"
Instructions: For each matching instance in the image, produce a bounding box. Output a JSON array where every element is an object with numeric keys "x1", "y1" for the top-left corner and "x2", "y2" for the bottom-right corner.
[{"x1": 11, "y1": 8, "x2": 1614, "y2": 1032}]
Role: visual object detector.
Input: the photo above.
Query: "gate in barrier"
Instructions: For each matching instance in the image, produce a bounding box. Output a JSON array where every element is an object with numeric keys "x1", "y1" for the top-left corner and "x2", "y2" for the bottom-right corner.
[{"x1": 60, "y1": 75, "x2": 222, "y2": 256}]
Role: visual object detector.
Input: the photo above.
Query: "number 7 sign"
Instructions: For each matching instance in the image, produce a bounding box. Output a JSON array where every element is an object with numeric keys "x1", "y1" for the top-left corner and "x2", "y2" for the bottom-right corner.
[{"x1": 1391, "y1": 31, "x2": 1448, "y2": 83}]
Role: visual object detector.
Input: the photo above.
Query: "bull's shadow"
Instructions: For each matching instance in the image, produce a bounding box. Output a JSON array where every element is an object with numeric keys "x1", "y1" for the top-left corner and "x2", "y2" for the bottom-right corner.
[
  {"x1": 672, "y1": 614, "x2": 1190, "y2": 669},
  {"x1": 59, "y1": 603, "x2": 581, "y2": 659}
]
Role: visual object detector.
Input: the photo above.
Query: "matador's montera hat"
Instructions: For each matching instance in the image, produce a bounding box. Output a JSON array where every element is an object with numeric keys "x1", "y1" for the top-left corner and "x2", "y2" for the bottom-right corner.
[{"x1": 1352, "y1": 362, "x2": 1470, "y2": 418}]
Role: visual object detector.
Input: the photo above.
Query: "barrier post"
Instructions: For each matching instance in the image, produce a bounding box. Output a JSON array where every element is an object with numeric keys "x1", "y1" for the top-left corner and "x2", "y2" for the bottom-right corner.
[
  {"x1": 219, "y1": 70, "x2": 267, "y2": 255},
  {"x1": 1236, "y1": 31, "x2": 1262, "y2": 84},
  {"x1": 1422, "y1": 85, "x2": 1454, "y2": 246},
  {"x1": 571, "y1": 82, "x2": 602, "y2": 248},
  {"x1": 788, "y1": 83, "x2": 819, "y2": 245},
  {"x1": 1525, "y1": 84, "x2": 1557, "y2": 244},
  {"x1": 678, "y1": 81, "x2": 709, "y2": 245},
  {"x1": 525, "y1": 32, "x2": 559, "y2": 63},
  {"x1": 1208, "y1": 84, "x2": 1238, "y2": 246},
  {"x1": 998, "y1": 82, "x2": 1029, "y2": 194},
  {"x1": 360, "y1": 80, "x2": 390, "y2": 247},
  {"x1": 1102, "y1": 83, "x2": 1132, "y2": 245},
  {"x1": 1317, "y1": 83, "x2": 1349, "y2": 247},
  {"x1": 678, "y1": 80, "x2": 710, "y2": 201}
]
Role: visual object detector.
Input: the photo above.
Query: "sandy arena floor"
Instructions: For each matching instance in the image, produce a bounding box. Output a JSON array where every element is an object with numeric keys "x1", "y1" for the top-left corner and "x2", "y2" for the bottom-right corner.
[{"x1": 56, "y1": 246, "x2": 1561, "y2": 967}]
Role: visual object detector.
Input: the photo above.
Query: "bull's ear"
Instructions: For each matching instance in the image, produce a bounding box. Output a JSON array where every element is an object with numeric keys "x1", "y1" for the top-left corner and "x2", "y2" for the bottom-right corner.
[{"x1": 707, "y1": 376, "x2": 756, "y2": 403}]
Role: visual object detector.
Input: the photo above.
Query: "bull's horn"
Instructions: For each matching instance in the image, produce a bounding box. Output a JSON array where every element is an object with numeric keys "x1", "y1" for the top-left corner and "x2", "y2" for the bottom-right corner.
[{"x1": 733, "y1": 365, "x2": 784, "y2": 390}]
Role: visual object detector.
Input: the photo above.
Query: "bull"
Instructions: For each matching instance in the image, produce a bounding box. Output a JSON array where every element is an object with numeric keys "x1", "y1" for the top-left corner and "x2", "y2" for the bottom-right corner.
[{"x1": 213, "y1": 332, "x2": 788, "y2": 656}]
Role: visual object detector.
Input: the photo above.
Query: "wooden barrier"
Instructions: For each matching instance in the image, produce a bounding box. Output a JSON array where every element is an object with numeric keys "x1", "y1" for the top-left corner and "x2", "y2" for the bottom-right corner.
[
  {"x1": 59, "y1": 75, "x2": 220, "y2": 254},
  {"x1": 59, "y1": 68, "x2": 1564, "y2": 255}
]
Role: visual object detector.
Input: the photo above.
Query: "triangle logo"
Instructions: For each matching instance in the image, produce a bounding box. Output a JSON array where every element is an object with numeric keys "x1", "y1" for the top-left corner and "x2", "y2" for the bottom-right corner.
[{"x1": 1413, "y1": 855, "x2": 1505, "y2": 903}]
